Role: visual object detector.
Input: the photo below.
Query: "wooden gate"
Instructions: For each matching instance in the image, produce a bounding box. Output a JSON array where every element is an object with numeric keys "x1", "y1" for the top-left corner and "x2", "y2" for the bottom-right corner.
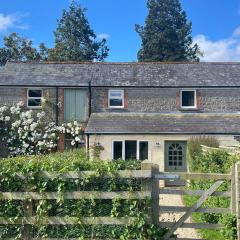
[
  {"x1": 141, "y1": 161, "x2": 237, "y2": 240},
  {"x1": 137, "y1": 161, "x2": 240, "y2": 240},
  {"x1": 157, "y1": 172, "x2": 232, "y2": 240}
]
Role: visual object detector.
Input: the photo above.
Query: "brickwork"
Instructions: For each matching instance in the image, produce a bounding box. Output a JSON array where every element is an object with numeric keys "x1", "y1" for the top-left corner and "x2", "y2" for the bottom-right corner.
[
  {"x1": 57, "y1": 88, "x2": 65, "y2": 152},
  {"x1": 0, "y1": 138, "x2": 8, "y2": 159},
  {"x1": 21, "y1": 88, "x2": 27, "y2": 107},
  {"x1": 58, "y1": 88, "x2": 64, "y2": 123}
]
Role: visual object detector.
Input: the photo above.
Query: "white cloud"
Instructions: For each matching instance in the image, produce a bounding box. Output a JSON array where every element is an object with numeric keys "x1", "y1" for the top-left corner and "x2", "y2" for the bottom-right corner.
[
  {"x1": 193, "y1": 27, "x2": 240, "y2": 62},
  {"x1": 0, "y1": 13, "x2": 28, "y2": 33},
  {"x1": 97, "y1": 33, "x2": 110, "y2": 40},
  {"x1": 194, "y1": 35, "x2": 240, "y2": 62},
  {"x1": 233, "y1": 26, "x2": 240, "y2": 37}
]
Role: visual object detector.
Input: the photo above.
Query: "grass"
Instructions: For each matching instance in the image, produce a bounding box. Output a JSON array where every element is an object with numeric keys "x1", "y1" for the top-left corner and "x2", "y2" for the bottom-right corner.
[{"x1": 183, "y1": 195, "x2": 226, "y2": 240}]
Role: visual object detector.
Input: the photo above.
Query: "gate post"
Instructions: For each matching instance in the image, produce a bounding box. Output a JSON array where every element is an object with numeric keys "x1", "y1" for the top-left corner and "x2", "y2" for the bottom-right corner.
[
  {"x1": 141, "y1": 161, "x2": 159, "y2": 225},
  {"x1": 231, "y1": 164, "x2": 236, "y2": 214},
  {"x1": 235, "y1": 163, "x2": 240, "y2": 240}
]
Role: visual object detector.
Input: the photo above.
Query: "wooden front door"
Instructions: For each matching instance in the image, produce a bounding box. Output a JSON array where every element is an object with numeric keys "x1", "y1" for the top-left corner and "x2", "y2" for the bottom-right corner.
[{"x1": 165, "y1": 141, "x2": 187, "y2": 185}]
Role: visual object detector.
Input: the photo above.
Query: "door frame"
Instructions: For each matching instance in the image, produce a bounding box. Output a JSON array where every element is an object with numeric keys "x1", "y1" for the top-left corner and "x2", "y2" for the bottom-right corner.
[{"x1": 164, "y1": 140, "x2": 188, "y2": 186}]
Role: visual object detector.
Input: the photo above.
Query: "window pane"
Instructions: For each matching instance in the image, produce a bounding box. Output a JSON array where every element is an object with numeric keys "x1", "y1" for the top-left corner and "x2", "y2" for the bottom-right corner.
[
  {"x1": 29, "y1": 90, "x2": 42, "y2": 98},
  {"x1": 139, "y1": 142, "x2": 148, "y2": 160},
  {"x1": 110, "y1": 99, "x2": 123, "y2": 106},
  {"x1": 113, "y1": 141, "x2": 122, "y2": 160},
  {"x1": 125, "y1": 141, "x2": 137, "y2": 160},
  {"x1": 110, "y1": 91, "x2": 122, "y2": 98},
  {"x1": 182, "y1": 91, "x2": 195, "y2": 107},
  {"x1": 28, "y1": 99, "x2": 41, "y2": 107}
]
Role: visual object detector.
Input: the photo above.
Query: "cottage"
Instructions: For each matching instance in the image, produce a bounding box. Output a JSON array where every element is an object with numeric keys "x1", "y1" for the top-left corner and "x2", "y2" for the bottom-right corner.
[{"x1": 0, "y1": 62, "x2": 240, "y2": 174}]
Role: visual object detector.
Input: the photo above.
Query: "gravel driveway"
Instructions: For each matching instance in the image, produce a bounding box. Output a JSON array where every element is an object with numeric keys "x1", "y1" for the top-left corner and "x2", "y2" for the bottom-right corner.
[{"x1": 159, "y1": 189, "x2": 202, "y2": 239}]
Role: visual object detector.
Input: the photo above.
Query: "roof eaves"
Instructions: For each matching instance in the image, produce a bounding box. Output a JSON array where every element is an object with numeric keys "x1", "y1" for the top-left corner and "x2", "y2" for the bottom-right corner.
[{"x1": 85, "y1": 131, "x2": 240, "y2": 135}]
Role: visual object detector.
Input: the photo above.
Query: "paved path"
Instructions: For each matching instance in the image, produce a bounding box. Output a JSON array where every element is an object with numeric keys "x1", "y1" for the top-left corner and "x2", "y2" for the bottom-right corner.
[{"x1": 159, "y1": 189, "x2": 202, "y2": 239}]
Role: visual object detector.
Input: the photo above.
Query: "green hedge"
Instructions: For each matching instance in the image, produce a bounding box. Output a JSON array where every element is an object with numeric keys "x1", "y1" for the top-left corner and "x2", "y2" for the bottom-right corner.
[
  {"x1": 0, "y1": 149, "x2": 166, "y2": 239},
  {"x1": 186, "y1": 140, "x2": 239, "y2": 240}
]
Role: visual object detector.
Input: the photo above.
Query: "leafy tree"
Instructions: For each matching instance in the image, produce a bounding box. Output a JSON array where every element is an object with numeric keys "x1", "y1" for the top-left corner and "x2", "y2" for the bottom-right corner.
[
  {"x1": 0, "y1": 33, "x2": 47, "y2": 66},
  {"x1": 135, "y1": 0, "x2": 201, "y2": 62},
  {"x1": 49, "y1": 1, "x2": 109, "y2": 62},
  {"x1": 38, "y1": 43, "x2": 49, "y2": 61}
]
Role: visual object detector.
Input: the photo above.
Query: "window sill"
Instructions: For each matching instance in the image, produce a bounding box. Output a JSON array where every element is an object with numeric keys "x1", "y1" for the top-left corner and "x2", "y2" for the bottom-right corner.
[
  {"x1": 107, "y1": 107, "x2": 126, "y2": 110},
  {"x1": 27, "y1": 106, "x2": 42, "y2": 110},
  {"x1": 108, "y1": 106, "x2": 125, "y2": 109},
  {"x1": 179, "y1": 108, "x2": 198, "y2": 111}
]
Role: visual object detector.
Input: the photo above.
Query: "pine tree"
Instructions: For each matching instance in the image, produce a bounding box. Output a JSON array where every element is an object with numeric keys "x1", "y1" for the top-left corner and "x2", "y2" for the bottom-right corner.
[
  {"x1": 135, "y1": 0, "x2": 201, "y2": 62},
  {"x1": 49, "y1": 1, "x2": 109, "y2": 62}
]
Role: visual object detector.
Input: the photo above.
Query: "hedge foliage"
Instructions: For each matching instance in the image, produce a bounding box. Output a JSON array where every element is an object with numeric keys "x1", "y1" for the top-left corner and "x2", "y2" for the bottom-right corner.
[
  {"x1": 0, "y1": 149, "x2": 166, "y2": 239},
  {"x1": 186, "y1": 137, "x2": 240, "y2": 240}
]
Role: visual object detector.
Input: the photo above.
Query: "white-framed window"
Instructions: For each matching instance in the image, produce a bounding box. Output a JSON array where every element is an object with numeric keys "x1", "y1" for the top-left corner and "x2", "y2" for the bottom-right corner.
[
  {"x1": 112, "y1": 140, "x2": 149, "y2": 160},
  {"x1": 108, "y1": 89, "x2": 124, "y2": 108},
  {"x1": 180, "y1": 90, "x2": 197, "y2": 109},
  {"x1": 27, "y1": 89, "x2": 43, "y2": 108}
]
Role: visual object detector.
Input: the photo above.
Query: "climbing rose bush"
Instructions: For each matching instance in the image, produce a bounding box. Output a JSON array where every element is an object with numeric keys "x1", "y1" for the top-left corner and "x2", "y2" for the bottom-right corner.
[{"x1": 0, "y1": 102, "x2": 83, "y2": 156}]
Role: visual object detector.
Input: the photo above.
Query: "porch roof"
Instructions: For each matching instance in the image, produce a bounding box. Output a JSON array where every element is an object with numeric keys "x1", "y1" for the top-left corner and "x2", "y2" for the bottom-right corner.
[{"x1": 85, "y1": 113, "x2": 240, "y2": 135}]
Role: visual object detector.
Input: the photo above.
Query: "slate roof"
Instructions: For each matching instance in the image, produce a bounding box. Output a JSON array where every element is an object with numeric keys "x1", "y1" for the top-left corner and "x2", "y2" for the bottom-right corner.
[
  {"x1": 0, "y1": 61, "x2": 240, "y2": 87},
  {"x1": 85, "y1": 113, "x2": 240, "y2": 134}
]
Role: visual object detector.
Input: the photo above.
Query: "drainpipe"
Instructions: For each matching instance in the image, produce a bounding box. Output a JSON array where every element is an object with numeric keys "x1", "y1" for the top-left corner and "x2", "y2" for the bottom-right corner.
[
  {"x1": 88, "y1": 81, "x2": 92, "y2": 118},
  {"x1": 86, "y1": 133, "x2": 90, "y2": 160},
  {"x1": 86, "y1": 81, "x2": 92, "y2": 157},
  {"x1": 56, "y1": 87, "x2": 59, "y2": 125}
]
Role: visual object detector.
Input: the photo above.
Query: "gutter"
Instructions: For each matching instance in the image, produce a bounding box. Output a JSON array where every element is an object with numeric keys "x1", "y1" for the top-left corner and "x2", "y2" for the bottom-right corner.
[
  {"x1": 85, "y1": 132, "x2": 240, "y2": 135},
  {"x1": 1, "y1": 85, "x2": 240, "y2": 89}
]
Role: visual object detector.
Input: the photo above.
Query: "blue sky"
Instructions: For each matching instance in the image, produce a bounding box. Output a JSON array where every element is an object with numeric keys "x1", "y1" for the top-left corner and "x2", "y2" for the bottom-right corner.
[{"x1": 0, "y1": 0, "x2": 240, "y2": 62}]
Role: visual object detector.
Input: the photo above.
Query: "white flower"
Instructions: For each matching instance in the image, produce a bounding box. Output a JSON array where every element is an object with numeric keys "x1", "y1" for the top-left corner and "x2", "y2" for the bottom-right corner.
[
  {"x1": 30, "y1": 123, "x2": 37, "y2": 131},
  {"x1": 41, "y1": 98, "x2": 47, "y2": 104},
  {"x1": 5, "y1": 116, "x2": 10, "y2": 121},
  {"x1": 1, "y1": 101, "x2": 87, "y2": 156},
  {"x1": 17, "y1": 101, "x2": 24, "y2": 107}
]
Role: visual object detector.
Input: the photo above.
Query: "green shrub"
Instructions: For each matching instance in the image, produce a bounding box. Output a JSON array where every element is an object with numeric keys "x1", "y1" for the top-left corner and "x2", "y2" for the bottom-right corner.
[
  {"x1": 188, "y1": 136, "x2": 219, "y2": 171},
  {"x1": 0, "y1": 149, "x2": 166, "y2": 239},
  {"x1": 185, "y1": 149, "x2": 240, "y2": 240}
]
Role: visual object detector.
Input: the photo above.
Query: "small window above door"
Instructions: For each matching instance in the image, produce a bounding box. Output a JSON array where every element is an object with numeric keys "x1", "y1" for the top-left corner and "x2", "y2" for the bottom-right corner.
[
  {"x1": 180, "y1": 90, "x2": 197, "y2": 109},
  {"x1": 108, "y1": 90, "x2": 124, "y2": 108}
]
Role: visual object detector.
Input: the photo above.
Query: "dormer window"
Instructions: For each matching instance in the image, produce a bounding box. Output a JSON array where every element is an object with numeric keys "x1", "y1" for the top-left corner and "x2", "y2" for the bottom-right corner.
[
  {"x1": 108, "y1": 89, "x2": 124, "y2": 108},
  {"x1": 180, "y1": 90, "x2": 196, "y2": 109},
  {"x1": 27, "y1": 89, "x2": 42, "y2": 108}
]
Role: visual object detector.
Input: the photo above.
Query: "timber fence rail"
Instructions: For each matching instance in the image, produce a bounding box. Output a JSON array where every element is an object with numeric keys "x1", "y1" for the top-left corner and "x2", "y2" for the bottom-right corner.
[
  {"x1": 1, "y1": 161, "x2": 240, "y2": 240},
  {"x1": 0, "y1": 161, "x2": 157, "y2": 239}
]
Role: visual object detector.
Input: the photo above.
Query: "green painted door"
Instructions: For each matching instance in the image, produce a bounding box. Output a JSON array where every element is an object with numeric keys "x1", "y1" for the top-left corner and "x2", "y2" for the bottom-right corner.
[
  {"x1": 64, "y1": 89, "x2": 87, "y2": 121},
  {"x1": 165, "y1": 141, "x2": 187, "y2": 185}
]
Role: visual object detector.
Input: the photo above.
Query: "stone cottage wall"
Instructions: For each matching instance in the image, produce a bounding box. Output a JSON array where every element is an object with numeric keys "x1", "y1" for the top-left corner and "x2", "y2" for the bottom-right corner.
[
  {"x1": 0, "y1": 87, "x2": 58, "y2": 121},
  {"x1": 91, "y1": 87, "x2": 240, "y2": 113},
  {"x1": 0, "y1": 87, "x2": 23, "y2": 105}
]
